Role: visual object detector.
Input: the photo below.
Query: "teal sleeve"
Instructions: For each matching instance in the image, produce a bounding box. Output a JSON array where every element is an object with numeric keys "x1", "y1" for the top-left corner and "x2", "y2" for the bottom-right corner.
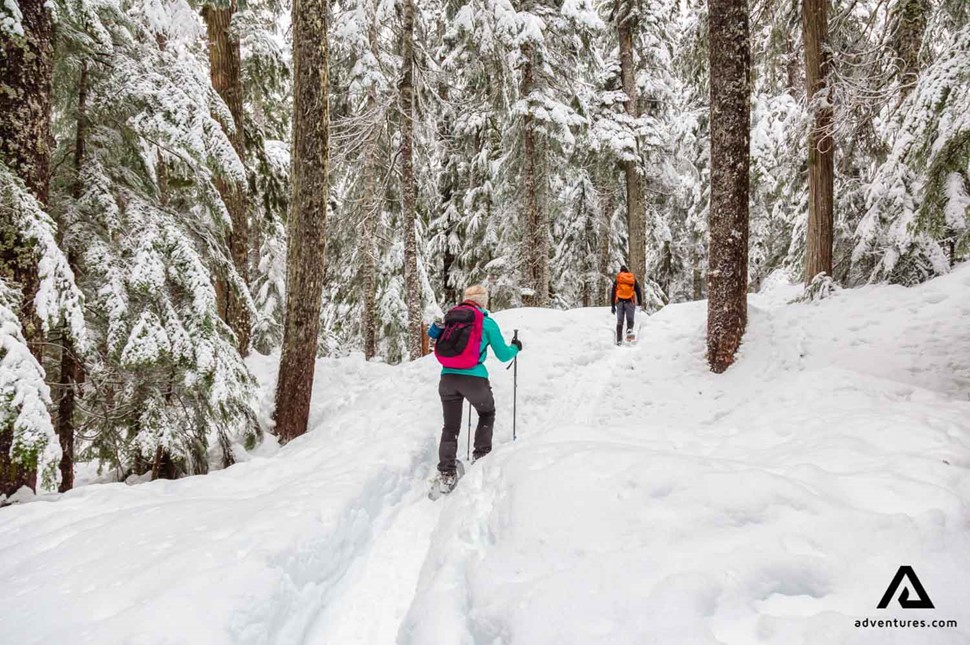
[{"x1": 484, "y1": 317, "x2": 519, "y2": 363}]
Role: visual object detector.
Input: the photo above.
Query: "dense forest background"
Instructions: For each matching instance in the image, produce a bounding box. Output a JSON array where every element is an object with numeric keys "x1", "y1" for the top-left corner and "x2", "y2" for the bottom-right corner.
[{"x1": 2, "y1": 0, "x2": 968, "y2": 492}]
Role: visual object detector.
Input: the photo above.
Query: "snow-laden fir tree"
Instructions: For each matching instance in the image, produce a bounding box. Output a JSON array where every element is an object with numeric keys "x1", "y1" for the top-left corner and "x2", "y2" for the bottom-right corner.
[
  {"x1": 1, "y1": 165, "x2": 86, "y2": 494},
  {"x1": 853, "y1": 22, "x2": 970, "y2": 283},
  {"x1": 45, "y1": 0, "x2": 261, "y2": 479}
]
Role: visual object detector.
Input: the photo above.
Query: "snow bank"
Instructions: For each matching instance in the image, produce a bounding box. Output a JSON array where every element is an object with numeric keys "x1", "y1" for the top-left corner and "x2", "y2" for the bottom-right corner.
[{"x1": 1, "y1": 265, "x2": 969, "y2": 644}]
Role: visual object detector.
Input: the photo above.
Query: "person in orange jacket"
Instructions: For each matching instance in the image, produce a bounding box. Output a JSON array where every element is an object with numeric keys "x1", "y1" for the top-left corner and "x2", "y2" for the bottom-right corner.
[{"x1": 610, "y1": 266, "x2": 643, "y2": 345}]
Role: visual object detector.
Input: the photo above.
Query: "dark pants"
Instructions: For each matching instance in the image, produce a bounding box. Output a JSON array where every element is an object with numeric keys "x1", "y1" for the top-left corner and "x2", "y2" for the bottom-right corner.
[
  {"x1": 438, "y1": 374, "x2": 496, "y2": 474},
  {"x1": 616, "y1": 299, "x2": 636, "y2": 341}
]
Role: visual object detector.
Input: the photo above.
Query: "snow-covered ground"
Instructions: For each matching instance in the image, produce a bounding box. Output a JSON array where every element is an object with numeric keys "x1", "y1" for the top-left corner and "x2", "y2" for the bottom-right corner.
[{"x1": 2, "y1": 266, "x2": 969, "y2": 645}]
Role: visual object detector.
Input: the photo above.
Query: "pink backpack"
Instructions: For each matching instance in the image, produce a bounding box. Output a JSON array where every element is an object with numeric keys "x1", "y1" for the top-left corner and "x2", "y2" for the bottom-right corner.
[{"x1": 434, "y1": 301, "x2": 485, "y2": 369}]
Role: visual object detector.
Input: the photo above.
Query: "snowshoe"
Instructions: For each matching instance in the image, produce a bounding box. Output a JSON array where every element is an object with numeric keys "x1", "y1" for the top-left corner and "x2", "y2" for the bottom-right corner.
[{"x1": 428, "y1": 460, "x2": 465, "y2": 500}]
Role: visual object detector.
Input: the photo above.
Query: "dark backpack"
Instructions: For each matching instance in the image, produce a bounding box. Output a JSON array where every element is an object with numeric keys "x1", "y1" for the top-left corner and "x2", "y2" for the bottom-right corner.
[{"x1": 434, "y1": 301, "x2": 485, "y2": 369}]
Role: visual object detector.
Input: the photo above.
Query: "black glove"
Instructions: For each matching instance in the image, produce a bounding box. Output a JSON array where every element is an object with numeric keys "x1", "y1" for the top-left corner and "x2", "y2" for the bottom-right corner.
[
  {"x1": 511, "y1": 338, "x2": 523, "y2": 351},
  {"x1": 611, "y1": 305, "x2": 616, "y2": 315}
]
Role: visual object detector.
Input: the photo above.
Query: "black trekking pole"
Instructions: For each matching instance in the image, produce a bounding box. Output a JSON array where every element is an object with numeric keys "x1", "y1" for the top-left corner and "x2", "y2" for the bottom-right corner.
[
  {"x1": 512, "y1": 329, "x2": 519, "y2": 442},
  {"x1": 466, "y1": 401, "x2": 472, "y2": 461}
]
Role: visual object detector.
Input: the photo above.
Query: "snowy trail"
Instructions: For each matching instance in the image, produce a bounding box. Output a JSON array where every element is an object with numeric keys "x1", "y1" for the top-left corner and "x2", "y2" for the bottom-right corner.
[
  {"x1": 302, "y1": 473, "x2": 443, "y2": 645},
  {"x1": 2, "y1": 267, "x2": 970, "y2": 645},
  {"x1": 300, "y1": 307, "x2": 628, "y2": 644}
]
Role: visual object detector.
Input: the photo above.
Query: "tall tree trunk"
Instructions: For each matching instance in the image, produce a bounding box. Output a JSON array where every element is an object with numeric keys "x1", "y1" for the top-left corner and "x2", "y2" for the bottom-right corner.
[
  {"x1": 707, "y1": 0, "x2": 750, "y2": 374},
  {"x1": 616, "y1": 0, "x2": 646, "y2": 282},
  {"x1": 520, "y1": 45, "x2": 549, "y2": 307},
  {"x1": 0, "y1": 0, "x2": 53, "y2": 496},
  {"x1": 56, "y1": 62, "x2": 90, "y2": 493},
  {"x1": 692, "y1": 260, "x2": 704, "y2": 301},
  {"x1": 204, "y1": 0, "x2": 252, "y2": 354},
  {"x1": 582, "y1": 188, "x2": 592, "y2": 308},
  {"x1": 56, "y1": 332, "x2": 83, "y2": 491},
  {"x1": 361, "y1": 8, "x2": 380, "y2": 360},
  {"x1": 802, "y1": 0, "x2": 834, "y2": 284},
  {"x1": 597, "y1": 175, "x2": 614, "y2": 304},
  {"x1": 399, "y1": 0, "x2": 422, "y2": 359},
  {"x1": 273, "y1": 0, "x2": 330, "y2": 443},
  {"x1": 0, "y1": 0, "x2": 53, "y2": 355},
  {"x1": 439, "y1": 182, "x2": 458, "y2": 307},
  {"x1": 361, "y1": 99, "x2": 380, "y2": 360}
]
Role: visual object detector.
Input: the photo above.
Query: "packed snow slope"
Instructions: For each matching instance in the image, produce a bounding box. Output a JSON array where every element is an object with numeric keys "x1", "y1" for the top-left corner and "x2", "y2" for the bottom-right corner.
[{"x1": 2, "y1": 267, "x2": 969, "y2": 645}]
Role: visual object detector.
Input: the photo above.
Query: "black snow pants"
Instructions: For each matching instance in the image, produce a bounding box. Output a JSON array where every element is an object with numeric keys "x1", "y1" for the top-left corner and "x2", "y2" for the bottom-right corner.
[
  {"x1": 438, "y1": 374, "x2": 496, "y2": 474},
  {"x1": 616, "y1": 299, "x2": 636, "y2": 341}
]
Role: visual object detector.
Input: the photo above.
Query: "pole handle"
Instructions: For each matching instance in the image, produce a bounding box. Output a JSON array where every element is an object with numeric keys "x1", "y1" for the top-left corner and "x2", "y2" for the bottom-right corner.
[{"x1": 507, "y1": 328, "x2": 519, "y2": 370}]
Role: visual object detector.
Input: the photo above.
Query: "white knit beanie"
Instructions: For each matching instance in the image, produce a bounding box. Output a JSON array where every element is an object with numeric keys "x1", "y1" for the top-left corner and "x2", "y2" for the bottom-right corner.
[{"x1": 464, "y1": 284, "x2": 489, "y2": 309}]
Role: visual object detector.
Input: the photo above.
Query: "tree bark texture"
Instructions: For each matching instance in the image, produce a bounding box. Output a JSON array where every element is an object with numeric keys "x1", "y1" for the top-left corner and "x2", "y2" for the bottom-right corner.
[
  {"x1": 598, "y1": 181, "x2": 614, "y2": 305},
  {"x1": 616, "y1": 0, "x2": 646, "y2": 282},
  {"x1": 520, "y1": 45, "x2": 550, "y2": 307},
  {"x1": 707, "y1": 0, "x2": 750, "y2": 374},
  {"x1": 204, "y1": 0, "x2": 252, "y2": 354},
  {"x1": 399, "y1": 0, "x2": 422, "y2": 359},
  {"x1": 0, "y1": 0, "x2": 52, "y2": 204},
  {"x1": 56, "y1": 334, "x2": 83, "y2": 492},
  {"x1": 0, "y1": 0, "x2": 53, "y2": 496},
  {"x1": 361, "y1": 98, "x2": 380, "y2": 360},
  {"x1": 802, "y1": 0, "x2": 834, "y2": 284},
  {"x1": 0, "y1": 0, "x2": 53, "y2": 356},
  {"x1": 274, "y1": 0, "x2": 330, "y2": 443},
  {"x1": 361, "y1": 11, "x2": 380, "y2": 361}
]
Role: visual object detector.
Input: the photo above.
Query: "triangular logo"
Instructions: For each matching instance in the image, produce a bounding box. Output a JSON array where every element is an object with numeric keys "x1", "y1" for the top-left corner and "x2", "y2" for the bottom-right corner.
[{"x1": 877, "y1": 566, "x2": 935, "y2": 609}]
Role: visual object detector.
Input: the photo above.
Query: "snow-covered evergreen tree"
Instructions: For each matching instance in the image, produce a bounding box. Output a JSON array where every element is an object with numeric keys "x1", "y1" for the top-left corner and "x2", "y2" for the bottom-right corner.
[
  {"x1": 45, "y1": 0, "x2": 260, "y2": 479},
  {"x1": 853, "y1": 24, "x2": 970, "y2": 283},
  {"x1": 1, "y1": 164, "x2": 86, "y2": 491}
]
